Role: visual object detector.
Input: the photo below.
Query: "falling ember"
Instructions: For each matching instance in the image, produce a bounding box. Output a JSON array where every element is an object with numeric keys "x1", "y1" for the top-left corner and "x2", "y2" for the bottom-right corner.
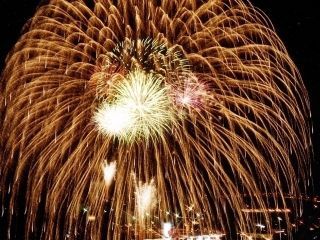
[
  {"x1": 0, "y1": 0, "x2": 311, "y2": 239},
  {"x1": 135, "y1": 180, "x2": 156, "y2": 220},
  {"x1": 102, "y1": 161, "x2": 117, "y2": 186}
]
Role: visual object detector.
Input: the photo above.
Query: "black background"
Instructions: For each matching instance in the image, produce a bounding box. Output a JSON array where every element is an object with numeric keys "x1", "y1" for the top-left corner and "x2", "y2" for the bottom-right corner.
[{"x1": 0, "y1": 0, "x2": 319, "y2": 193}]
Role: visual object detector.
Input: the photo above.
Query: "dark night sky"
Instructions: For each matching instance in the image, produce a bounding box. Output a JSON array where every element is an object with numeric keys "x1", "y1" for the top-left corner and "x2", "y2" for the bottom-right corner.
[
  {"x1": 0, "y1": 0, "x2": 319, "y2": 192},
  {"x1": 249, "y1": 0, "x2": 320, "y2": 192}
]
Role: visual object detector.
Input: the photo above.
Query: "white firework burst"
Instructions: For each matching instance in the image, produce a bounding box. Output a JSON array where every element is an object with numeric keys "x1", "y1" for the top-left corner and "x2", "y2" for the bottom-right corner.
[{"x1": 93, "y1": 69, "x2": 176, "y2": 141}]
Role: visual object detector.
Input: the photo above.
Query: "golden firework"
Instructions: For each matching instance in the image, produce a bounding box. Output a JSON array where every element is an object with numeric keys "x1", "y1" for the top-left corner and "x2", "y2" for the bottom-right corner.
[{"x1": 0, "y1": 0, "x2": 311, "y2": 239}]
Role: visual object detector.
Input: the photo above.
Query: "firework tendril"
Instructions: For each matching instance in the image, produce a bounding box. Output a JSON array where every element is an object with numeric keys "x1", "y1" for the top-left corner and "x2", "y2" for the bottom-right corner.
[{"x1": 0, "y1": 0, "x2": 311, "y2": 239}]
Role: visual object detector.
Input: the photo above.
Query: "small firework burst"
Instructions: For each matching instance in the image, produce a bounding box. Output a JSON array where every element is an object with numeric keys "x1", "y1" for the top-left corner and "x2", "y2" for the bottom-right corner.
[{"x1": 170, "y1": 74, "x2": 208, "y2": 110}]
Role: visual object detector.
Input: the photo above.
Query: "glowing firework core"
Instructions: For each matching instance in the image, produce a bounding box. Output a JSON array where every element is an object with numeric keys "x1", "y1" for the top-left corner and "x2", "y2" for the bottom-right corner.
[
  {"x1": 93, "y1": 70, "x2": 175, "y2": 140},
  {"x1": 94, "y1": 105, "x2": 132, "y2": 135}
]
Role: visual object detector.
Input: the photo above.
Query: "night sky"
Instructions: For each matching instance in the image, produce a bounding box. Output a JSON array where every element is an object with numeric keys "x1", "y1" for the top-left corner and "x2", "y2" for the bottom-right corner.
[{"x1": 0, "y1": 0, "x2": 319, "y2": 192}]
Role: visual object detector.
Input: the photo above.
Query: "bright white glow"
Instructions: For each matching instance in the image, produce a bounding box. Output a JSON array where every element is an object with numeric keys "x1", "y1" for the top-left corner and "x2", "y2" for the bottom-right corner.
[
  {"x1": 94, "y1": 104, "x2": 133, "y2": 135},
  {"x1": 102, "y1": 161, "x2": 116, "y2": 186},
  {"x1": 162, "y1": 222, "x2": 172, "y2": 239},
  {"x1": 135, "y1": 180, "x2": 156, "y2": 219}
]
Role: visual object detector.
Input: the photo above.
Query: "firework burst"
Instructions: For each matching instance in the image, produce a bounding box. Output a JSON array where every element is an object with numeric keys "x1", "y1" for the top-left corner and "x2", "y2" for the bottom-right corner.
[
  {"x1": 93, "y1": 69, "x2": 177, "y2": 141},
  {"x1": 0, "y1": 0, "x2": 311, "y2": 239}
]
